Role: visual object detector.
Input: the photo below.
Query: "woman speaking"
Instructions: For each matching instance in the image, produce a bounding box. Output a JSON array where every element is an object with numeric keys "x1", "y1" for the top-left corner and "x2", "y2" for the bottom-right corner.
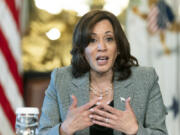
[{"x1": 38, "y1": 10, "x2": 168, "y2": 135}]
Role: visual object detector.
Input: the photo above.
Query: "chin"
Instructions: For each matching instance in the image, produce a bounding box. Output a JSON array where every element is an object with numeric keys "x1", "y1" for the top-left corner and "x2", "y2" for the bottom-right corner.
[{"x1": 95, "y1": 67, "x2": 112, "y2": 74}]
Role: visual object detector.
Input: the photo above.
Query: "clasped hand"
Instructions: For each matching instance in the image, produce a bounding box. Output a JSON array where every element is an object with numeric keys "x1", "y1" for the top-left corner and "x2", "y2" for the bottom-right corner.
[
  {"x1": 60, "y1": 96, "x2": 138, "y2": 135},
  {"x1": 90, "y1": 97, "x2": 138, "y2": 135}
]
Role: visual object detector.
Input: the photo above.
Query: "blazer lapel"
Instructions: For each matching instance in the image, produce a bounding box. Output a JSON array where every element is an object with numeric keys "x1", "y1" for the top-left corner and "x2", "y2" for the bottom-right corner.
[
  {"x1": 113, "y1": 72, "x2": 134, "y2": 111},
  {"x1": 70, "y1": 72, "x2": 90, "y2": 135},
  {"x1": 113, "y1": 73, "x2": 135, "y2": 135},
  {"x1": 70, "y1": 72, "x2": 90, "y2": 107}
]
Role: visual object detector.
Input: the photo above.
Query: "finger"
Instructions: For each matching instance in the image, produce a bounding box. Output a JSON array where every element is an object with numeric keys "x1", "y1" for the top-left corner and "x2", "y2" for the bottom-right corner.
[
  {"x1": 84, "y1": 115, "x2": 92, "y2": 122},
  {"x1": 92, "y1": 119, "x2": 112, "y2": 129},
  {"x1": 90, "y1": 114, "x2": 114, "y2": 125},
  {"x1": 69, "y1": 95, "x2": 78, "y2": 110},
  {"x1": 82, "y1": 109, "x2": 92, "y2": 117},
  {"x1": 96, "y1": 102, "x2": 118, "y2": 115},
  {"x1": 81, "y1": 97, "x2": 100, "y2": 111},
  {"x1": 125, "y1": 97, "x2": 132, "y2": 111},
  {"x1": 93, "y1": 107, "x2": 117, "y2": 120},
  {"x1": 89, "y1": 114, "x2": 104, "y2": 122}
]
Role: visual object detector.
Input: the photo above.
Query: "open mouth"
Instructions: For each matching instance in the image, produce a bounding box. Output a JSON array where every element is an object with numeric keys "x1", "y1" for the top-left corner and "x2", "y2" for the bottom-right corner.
[
  {"x1": 96, "y1": 56, "x2": 109, "y2": 60},
  {"x1": 96, "y1": 56, "x2": 109, "y2": 65}
]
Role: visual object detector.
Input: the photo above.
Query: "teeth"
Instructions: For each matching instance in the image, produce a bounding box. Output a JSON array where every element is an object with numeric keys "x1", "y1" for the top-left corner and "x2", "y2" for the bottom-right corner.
[{"x1": 97, "y1": 56, "x2": 108, "y2": 60}]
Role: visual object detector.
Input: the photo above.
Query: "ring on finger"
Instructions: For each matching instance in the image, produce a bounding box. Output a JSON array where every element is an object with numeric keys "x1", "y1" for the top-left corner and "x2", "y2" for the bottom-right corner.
[{"x1": 105, "y1": 118, "x2": 109, "y2": 123}]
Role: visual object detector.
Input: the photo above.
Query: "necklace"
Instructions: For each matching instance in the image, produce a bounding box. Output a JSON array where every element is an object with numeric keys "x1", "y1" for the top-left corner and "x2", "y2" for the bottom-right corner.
[{"x1": 90, "y1": 83, "x2": 112, "y2": 98}]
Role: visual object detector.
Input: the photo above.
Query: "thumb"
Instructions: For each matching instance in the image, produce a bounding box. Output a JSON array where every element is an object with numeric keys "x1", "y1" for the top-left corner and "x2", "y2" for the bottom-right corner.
[
  {"x1": 69, "y1": 95, "x2": 78, "y2": 110},
  {"x1": 125, "y1": 97, "x2": 132, "y2": 111}
]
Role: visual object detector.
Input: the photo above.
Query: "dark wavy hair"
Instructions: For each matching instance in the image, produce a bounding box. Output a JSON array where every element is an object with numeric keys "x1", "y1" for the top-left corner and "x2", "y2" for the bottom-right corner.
[{"x1": 71, "y1": 10, "x2": 138, "y2": 80}]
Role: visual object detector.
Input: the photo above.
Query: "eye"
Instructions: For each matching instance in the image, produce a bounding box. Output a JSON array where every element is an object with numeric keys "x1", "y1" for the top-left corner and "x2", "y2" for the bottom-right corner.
[
  {"x1": 89, "y1": 38, "x2": 97, "y2": 43},
  {"x1": 106, "y1": 37, "x2": 114, "y2": 42}
]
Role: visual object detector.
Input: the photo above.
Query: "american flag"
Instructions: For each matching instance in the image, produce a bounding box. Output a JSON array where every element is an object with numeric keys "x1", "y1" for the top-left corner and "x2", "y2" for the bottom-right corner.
[
  {"x1": 0, "y1": 0, "x2": 24, "y2": 134},
  {"x1": 147, "y1": 0, "x2": 175, "y2": 33}
]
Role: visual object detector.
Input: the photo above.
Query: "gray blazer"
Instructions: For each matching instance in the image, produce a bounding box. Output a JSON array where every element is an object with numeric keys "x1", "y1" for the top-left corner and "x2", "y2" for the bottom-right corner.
[{"x1": 38, "y1": 66, "x2": 168, "y2": 135}]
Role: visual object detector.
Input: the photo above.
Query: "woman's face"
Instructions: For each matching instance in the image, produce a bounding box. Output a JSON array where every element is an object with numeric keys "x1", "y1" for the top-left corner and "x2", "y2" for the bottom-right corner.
[{"x1": 84, "y1": 19, "x2": 118, "y2": 74}]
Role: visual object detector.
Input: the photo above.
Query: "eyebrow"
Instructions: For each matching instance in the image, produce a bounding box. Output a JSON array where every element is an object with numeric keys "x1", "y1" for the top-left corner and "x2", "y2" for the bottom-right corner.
[
  {"x1": 90, "y1": 31, "x2": 113, "y2": 36},
  {"x1": 105, "y1": 31, "x2": 113, "y2": 34}
]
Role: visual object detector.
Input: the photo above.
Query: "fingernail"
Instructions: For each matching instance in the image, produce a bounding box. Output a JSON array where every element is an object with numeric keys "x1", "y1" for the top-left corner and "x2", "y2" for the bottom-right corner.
[
  {"x1": 106, "y1": 101, "x2": 111, "y2": 104},
  {"x1": 89, "y1": 115, "x2": 93, "y2": 118},
  {"x1": 96, "y1": 102, "x2": 101, "y2": 105},
  {"x1": 126, "y1": 97, "x2": 131, "y2": 101},
  {"x1": 90, "y1": 108, "x2": 94, "y2": 112}
]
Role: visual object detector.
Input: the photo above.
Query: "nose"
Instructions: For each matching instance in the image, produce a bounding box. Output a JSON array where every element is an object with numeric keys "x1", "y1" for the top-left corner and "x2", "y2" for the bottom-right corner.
[{"x1": 97, "y1": 40, "x2": 107, "y2": 51}]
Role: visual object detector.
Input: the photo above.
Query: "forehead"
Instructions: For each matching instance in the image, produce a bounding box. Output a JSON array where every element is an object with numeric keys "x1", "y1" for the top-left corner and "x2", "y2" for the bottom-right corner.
[{"x1": 91, "y1": 19, "x2": 114, "y2": 34}]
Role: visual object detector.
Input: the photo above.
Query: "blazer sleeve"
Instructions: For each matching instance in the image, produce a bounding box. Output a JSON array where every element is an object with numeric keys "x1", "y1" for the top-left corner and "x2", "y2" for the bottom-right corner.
[
  {"x1": 38, "y1": 68, "x2": 62, "y2": 135},
  {"x1": 137, "y1": 68, "x2": 168, "y2": 135}
]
